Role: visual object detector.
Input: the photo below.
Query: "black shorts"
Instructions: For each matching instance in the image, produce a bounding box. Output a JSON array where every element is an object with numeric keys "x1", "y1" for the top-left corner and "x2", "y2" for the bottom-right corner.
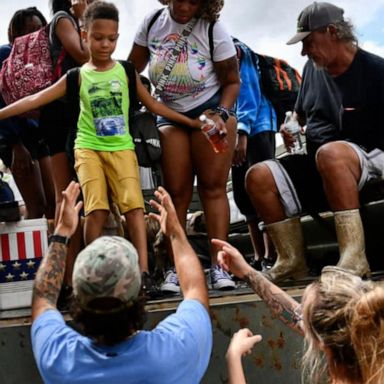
[
  {"x1": 0, "y1": 121, "x2": 49, "y2": 168},
  {"x1": 232, "y1": 131, "x2": 276, "y2": 219},
  {"x1": 279, "y1": 153, "x2": 330, "y2": 214},
  {"x1": 39, "y1": 100, "x2": 77, "y2": 156}
]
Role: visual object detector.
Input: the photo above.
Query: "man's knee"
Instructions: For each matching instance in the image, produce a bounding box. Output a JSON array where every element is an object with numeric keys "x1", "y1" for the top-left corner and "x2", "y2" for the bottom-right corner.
[
  {"x1": 316, "y1": 142, "x2": 340, "y2": 167},
  {"x1": 316, "y1": 141, "x2": 358, "y2": 167},
  {"x1": 245, "y1": 162, "x2": 272, "y2": 195}
]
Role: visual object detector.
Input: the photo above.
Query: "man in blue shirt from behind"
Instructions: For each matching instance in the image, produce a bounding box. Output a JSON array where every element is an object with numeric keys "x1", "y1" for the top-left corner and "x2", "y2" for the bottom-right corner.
[{"x1": 31, "y1": 181, "x2": 212, "y2": 384}]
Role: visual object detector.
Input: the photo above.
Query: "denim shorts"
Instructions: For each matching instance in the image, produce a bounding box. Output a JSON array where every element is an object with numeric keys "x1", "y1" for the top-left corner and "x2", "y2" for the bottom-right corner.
[{"x1": 157, "y1": 90, "x2": 223, "y2": 129}]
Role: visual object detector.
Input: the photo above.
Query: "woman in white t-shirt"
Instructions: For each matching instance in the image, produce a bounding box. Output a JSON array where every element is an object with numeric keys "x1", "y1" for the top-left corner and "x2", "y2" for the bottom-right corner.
[{"x1": 128, "y1": 0, "x2": 240, "y2": 293}]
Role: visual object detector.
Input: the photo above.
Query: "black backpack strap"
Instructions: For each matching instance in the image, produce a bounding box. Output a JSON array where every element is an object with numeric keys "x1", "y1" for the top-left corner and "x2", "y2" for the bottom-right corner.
[
  {"x1": 66, "y1": 67, "x2": 80, "y2": 116},
  {"x1": 208, "y1": 21, "x2": 216, "y2": 61},
  {"x1": 65, "y1": 67, "x2": 80, "y2": 167},
  {"x1": 147, "y1": 8, "x2": 164, "y2": 34},
  {"x1": 119, "y1": 60, "x2": 138, "y2": 117}
]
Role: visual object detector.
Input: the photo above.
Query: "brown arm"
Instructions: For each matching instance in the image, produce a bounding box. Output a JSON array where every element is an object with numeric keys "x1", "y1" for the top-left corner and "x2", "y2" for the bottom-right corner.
[
  {"x1": 128, "y1": 43, "x2": 150, "y2": 73},
  {"x1": 213, "y1": 55, "x2": 240, "y2": 110},
  {"x1": 56, "y1": 17, "x2": 89, "y2": 64}
]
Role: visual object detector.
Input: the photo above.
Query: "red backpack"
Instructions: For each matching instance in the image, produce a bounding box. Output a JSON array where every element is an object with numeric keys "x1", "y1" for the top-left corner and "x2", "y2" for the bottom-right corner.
[{"x1": 0, "y1": 25, "x2": 65, "y2": 117}]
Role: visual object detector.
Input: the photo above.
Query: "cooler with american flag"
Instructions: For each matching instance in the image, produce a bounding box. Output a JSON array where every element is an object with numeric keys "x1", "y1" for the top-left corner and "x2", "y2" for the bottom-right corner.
[{"x1": 0, "y1": 218, "x2": 48, "y2": 310}]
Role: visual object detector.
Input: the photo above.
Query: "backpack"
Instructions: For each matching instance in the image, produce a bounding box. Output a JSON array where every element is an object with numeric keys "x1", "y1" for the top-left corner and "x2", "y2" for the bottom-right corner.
[
  {"x1": 0, "y1": 24, "x2": 65, "y2": 118},
  {"x1": 0, "y1": 171, "x2": 20, "y2": 222},
  {"x1": 233, "y1": 37, "x2": 302, "y2": 126},
  {"x1": 66, "y1": 60, "x2": 162, "y2": 168}
]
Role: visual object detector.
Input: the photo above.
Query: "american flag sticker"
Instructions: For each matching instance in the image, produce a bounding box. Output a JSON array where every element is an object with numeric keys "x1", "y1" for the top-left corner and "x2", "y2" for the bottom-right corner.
[{"x1": 0, "y1": 219, "x2": 48, "y2": 284}]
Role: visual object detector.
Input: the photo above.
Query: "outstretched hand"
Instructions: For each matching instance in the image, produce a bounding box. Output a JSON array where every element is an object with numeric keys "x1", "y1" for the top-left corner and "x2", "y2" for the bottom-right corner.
[
  {"x1": 227, "y1": 328, "x2": 262, "y2": 358},
  {"x1": 55, "y1": 181, "x2": 83, "y2": 238},
  {"x1": 211, "y1": 238, "x2": 252, "y2": 279},
  {"x1": 149, "y1": 187, "x2": 182, "y2": 238}
]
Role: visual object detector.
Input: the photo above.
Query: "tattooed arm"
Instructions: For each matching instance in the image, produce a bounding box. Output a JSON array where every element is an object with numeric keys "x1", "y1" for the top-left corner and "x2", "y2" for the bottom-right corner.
[
  {"x1": 31, "y1": 182, "x2": 82, "y2": 321},
  {"x1": 212, "y1": 238, "x2": 304, "y2": 335},
  {"x1": 244, "y1": 269, "x2": 304, "y2": 335}
]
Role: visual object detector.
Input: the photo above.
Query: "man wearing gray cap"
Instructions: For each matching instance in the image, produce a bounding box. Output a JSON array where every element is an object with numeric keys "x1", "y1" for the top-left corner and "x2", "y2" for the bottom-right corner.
[
  {"x1": 31, "y1": 182, "x2": 212, "y2": 384},
  {"x1": 245, "y1": 2, "x2": 384, "y2": 282}
]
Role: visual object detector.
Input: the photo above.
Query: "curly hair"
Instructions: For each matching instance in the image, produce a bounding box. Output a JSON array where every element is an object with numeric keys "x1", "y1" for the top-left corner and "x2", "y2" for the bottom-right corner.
[
  {"x1": 83, "y1": 1, "x2": 119, "y2": 29},
  {"x1": 301, "y1": 268, "x2": 384, "y2": 384},
  {"x1": 158, "y1": 0, "x2": 224, "y2": 22}
]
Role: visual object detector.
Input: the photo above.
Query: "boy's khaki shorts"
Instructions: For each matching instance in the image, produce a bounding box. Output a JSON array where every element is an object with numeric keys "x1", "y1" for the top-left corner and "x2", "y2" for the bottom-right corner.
[{"x1": 74, "y1": 148, "x2": 144, "y2": 216}]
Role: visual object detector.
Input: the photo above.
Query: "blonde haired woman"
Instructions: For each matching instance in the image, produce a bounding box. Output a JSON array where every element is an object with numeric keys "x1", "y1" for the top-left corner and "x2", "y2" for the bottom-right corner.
[{"x1": 214, "y1": 237, "x2": 384, "y2": 384}]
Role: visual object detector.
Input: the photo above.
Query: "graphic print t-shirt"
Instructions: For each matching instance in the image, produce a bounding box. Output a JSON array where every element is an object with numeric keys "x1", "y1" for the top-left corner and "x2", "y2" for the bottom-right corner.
[
  {"x1": 75, "y1": 62, "x2": 134, "y2": 151},
  {"x1": 134, "y1": 8, "x2": 236, "y2": 112}
]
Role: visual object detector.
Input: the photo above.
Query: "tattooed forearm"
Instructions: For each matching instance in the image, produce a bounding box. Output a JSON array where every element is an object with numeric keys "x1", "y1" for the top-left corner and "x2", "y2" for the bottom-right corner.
[
  {"x1": 244, "y1": 269, "x2": 304, "y2": 335},
  {"x1": 32, "y1": 242, "x2": 67, "y2": 308}
]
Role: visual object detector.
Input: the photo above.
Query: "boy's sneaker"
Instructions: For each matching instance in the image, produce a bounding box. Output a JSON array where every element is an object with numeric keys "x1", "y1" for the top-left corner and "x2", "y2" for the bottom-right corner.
[
  {"x1": 160, "y1": 268, "x2": 180, "y2": 294},
  {"x1": 210, "y1": 265, "x2": 236, "y2": 290}
]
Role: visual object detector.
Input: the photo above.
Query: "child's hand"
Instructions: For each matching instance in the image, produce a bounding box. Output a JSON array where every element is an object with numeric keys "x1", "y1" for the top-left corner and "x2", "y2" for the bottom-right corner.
[
  {"x1": 149, "y1": 186, "x2": 183, "y2": 238},
  {"x1": 226, "y1": 328, "x2": 262, "y2": 359}
]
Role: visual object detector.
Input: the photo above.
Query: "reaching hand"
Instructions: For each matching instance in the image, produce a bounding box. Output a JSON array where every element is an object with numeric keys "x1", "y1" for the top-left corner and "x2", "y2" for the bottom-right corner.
[
  {"x1": 211, "y1": 238, "x2": 252, "y2": 279},
  {"x1": 202, "y1": 108, "x2": 228, "y2": 136},
  {"x1": 232, "y1": 134, "x2": 247, "y2": 166},
  {"x1": 55, "y1": 181, "x2": 83, "y2": 238},
  {"x1": 227, "y1": 328, "x2": 262, "y2": 358},
  {"x1": 149, "y1": 187, "x2": 182, "y2": 238}
]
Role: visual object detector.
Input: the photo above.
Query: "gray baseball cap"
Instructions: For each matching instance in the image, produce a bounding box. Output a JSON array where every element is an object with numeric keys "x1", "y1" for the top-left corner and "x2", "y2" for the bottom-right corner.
[
  {"x1": 287, "y1": 2, "x2": 344, "y2": 45},
  {"x1": 73, "y1": 236, "x2": 141, "y2": 311}
]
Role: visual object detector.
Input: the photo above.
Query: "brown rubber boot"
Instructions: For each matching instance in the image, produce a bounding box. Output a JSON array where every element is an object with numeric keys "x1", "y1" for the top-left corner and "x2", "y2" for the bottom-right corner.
[
  {"x1": 263, "y1": 217, "x2": 308, "y2": 283},
  {"x1": 334, "y1": 209, "x2": 371, "y2": 278}
]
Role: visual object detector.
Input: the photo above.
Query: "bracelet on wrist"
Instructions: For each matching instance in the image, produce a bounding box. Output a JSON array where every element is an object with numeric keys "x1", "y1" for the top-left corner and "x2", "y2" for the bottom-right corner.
[
  {"x1": 49, "y1": 234, "x2": 71, "y2": 246},
  {"x1": 213, "y1": 106, "x2": 230, "y2": 123}
]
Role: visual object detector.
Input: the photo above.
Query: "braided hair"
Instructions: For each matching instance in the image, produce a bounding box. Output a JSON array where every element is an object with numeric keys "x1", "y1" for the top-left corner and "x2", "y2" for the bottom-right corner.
[{"x1": 7, "y1": 7, "x2": 47, "y2": 43}]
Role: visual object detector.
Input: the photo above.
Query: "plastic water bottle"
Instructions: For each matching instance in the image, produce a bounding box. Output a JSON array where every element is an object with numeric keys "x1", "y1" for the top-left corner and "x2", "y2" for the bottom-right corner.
[
  {"x1": 199, "y1": 114, "x2": 228, "y2": 153},
  {"x1": 284, "y1": 111, "x2": 304, "y2": 154}
]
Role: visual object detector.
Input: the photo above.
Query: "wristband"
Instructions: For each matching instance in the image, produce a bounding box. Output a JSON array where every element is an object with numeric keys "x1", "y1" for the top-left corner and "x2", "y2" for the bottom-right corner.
[
  {"x1": 214, "y1": 106, "x2": 230, "y2": 123},
  {"x1": 49, "y1": 234, "x2": 71, "y2": 246}
]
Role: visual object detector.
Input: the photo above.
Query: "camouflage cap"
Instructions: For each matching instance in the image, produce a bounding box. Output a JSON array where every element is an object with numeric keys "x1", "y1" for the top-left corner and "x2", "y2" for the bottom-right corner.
[{"x1": 73, "y1": 236, "x2": 141, "y2": 310}]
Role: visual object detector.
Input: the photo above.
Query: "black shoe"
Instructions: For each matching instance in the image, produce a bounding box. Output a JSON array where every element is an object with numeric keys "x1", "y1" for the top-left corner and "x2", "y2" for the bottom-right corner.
[
  {"x1": 249, "y1": 258, "x2": 275, "y2": 272},
  {"x1": 57, "y1": 284, "x2": 73, "y2": 311},
  {"x1": 260, "y1": 258, "x2": 275, "y2": 272},
  {"x1": 141, "y1": 272, "x2": 162, "y2": 299},
  {"x1": 249, "y1": 258, "x2": 263, "y2": 271}
]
